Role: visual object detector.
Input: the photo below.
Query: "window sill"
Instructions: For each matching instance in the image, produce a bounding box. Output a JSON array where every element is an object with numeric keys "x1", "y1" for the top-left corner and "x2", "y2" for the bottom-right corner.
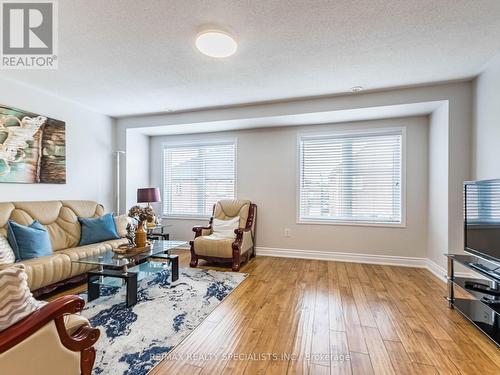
[
  {"x1": 161, "y1": 215, "x2": 211, "y2": 221},
  {"x1": 297, "y1": 219, "x2": 406, "y2": 228}
]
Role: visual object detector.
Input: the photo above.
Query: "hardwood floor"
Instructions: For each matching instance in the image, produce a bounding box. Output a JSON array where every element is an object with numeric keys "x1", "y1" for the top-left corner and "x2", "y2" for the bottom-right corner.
[{"x1": 52, "y1": 250, "x2": 500, "y2": 375}]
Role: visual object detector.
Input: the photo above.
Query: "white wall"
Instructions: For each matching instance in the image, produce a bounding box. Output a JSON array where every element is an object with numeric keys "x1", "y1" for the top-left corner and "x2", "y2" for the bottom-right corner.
[
  {"x1": 125, "y1": 129, "x2": 150, "y2": 210},
  {"x1": 0, "y1": 78, "x2": 115, "y2": 210},
  {"x1": 447, "y1": 83, "x2": 473, "y2": 255},
  {"x1": 117, "y1": 81, "x2": 472, "y2": 264},
  {"x1": 150, "y1": 117, "x2": 429, "y2": 258},
  {"x1": 473, "y1": 52, "x2": 500, "y2": 180},
  {"x1": 427, "y1": 103, "x2": 449, "y2": 267}
]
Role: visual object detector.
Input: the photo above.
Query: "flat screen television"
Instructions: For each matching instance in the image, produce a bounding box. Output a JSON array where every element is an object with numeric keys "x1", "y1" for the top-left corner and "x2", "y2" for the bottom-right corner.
[{"x1": 465, "y1": 179, "x2": 500, "y2": 264}]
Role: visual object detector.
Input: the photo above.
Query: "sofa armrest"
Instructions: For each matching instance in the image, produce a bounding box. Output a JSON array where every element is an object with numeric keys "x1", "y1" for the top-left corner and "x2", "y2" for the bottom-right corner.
[{"x1": 0, "y1": 295, "x2": 99, "y2": 354}]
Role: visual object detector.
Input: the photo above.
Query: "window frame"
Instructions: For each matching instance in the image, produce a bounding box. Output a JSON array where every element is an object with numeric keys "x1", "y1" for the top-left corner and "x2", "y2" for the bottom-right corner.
[
  {"x1": 161, "y1": 139, "x2": 238, "y2": 220},
  {"x1": 296, "y1": 127, "x2": 407, "y2": 228}
]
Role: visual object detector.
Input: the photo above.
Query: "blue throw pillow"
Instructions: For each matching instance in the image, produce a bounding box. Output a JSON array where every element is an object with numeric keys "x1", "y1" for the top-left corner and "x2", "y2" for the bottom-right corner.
[
  {"x1": 78, "y1": 213, "x2": 120, "y2": 246},
  {"x1": 7, "y1": 220, "x2": 52, "y2": 261}
]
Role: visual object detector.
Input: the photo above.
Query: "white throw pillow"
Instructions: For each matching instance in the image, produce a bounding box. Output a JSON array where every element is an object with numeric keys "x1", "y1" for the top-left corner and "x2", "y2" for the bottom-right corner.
[
  {"x1": 0, "y1": 234, "x2": 15, "y2": 265},
  {"x1": 0, "y1": 264, "x2": 46, "y2": 332},
  {"x1": 210, "y1": 216, "x2": 240, "y2": 239},
  {"x1": 114, "y1": 214, "x2": 129, "y2": 238}
]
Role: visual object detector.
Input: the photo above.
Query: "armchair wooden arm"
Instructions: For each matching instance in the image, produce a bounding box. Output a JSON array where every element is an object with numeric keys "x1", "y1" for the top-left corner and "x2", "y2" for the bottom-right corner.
[
  {"x1": 192, "y1": 217, "x2": 213, "y2": 238},
  {"x1": 234, "y1": 227, "x2": 251, "y2": 236},
  {"x1": 192, "y1": 225, "x2": 212, "y2": 238},
  {"x1": 234, "y1": 227, "x2": 252, "y2": 246},
  {"x1": 0, "y1": 295, "x2": 100, "y2": 375}
]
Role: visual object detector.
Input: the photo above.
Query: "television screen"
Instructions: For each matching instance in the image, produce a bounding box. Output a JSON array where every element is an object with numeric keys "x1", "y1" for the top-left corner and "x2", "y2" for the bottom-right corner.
[{"x1": 465, "y1": 179, "x2": 500, "y2": 263}]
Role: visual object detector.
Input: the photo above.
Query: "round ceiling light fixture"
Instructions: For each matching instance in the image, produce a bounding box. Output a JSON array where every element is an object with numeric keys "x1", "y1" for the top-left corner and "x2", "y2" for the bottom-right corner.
[{"x1": 195, "y1": 31, "x2": 237, "y2": 58}]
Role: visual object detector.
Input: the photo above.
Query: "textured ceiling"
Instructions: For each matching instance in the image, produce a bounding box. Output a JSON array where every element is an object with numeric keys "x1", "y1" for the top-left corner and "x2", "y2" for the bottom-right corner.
[{"x1": 1, "y1": 0, "x2": 500, "y2": 117}]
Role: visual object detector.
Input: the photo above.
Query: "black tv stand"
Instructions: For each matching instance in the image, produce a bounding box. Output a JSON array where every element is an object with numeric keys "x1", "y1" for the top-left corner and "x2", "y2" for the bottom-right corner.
[
  {"x1": 464, "y1": 280, "x2": 500, "y2": 296},
  {"x1": 446, "y1": 254, "x2": 500, "y2": 347},
  {"x1": 468, "y1": 262, "x2": 500, "y2": 281}
]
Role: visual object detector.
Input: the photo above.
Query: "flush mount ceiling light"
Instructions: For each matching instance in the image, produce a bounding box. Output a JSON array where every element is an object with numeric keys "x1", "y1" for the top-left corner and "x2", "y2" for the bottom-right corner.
[
  {"x1": 351, "y1": 86, "x2": 363, "y2": 92},
  {"x1": 195, "y1": 31, "x2": 237, "y2": 58}
]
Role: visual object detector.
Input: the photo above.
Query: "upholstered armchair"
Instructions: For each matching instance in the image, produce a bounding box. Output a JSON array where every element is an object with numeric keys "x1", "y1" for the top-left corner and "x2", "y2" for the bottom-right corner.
[
  {"x1": 190, "y1": 200, "x2": 257, "y2": 271},
  {"x1": 0, "y1": 295, "x2": 100, "y2": 375}
]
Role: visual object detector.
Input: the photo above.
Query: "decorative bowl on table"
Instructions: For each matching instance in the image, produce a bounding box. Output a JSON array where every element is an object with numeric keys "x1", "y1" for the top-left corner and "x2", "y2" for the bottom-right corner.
[{"x1": 113, "y1": 243, "x2": 151, "y2": 255}]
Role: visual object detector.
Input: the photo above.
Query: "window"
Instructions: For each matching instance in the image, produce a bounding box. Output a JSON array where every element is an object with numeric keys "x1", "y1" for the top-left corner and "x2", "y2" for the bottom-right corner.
[
  {"x1": 298, "y1": 129, "x2": 404, "y2": 225},
  {"x1": 162, "y1": 141, "x2": 236, "y2": 217}
]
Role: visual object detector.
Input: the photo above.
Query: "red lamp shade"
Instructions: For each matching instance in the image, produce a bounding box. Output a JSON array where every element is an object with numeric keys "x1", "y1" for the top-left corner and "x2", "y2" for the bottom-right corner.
[{"x1": 137, "y1": 188, "x2": 161, "y2": 203}]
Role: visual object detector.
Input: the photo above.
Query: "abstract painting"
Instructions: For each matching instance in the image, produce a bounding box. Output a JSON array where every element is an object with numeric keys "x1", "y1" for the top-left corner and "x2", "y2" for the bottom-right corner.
[{"x1": 0, "y1": 105, "x2": 66, "y2": 184}]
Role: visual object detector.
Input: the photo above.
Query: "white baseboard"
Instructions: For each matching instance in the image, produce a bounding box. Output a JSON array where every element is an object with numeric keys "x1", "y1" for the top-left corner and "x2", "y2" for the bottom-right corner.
[
  {"x1": 256, "y1": 247, "x2": 474, "y2": 282},
  {"x1": 256, "y1": 247, "x2": 426, "y2": 267},
  {"x1": 425, "y1": 258, "x2": 478, "y2": 281},
  {"x1": 424, "y1": 259, "x2": 448, "y2": 282}
]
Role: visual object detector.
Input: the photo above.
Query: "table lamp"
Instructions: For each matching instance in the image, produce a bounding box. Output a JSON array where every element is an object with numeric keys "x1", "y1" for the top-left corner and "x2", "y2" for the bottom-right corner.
[{"x1": 137, "y1": 188, "x2": 161, "y2": 228}]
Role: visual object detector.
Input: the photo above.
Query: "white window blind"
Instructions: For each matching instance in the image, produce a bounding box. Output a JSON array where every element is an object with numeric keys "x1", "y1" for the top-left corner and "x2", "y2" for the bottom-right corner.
[
  {"x1": 162, "y1": 141, "x2": 236, "y2": 217},
  {"x1": 299, "y1": 129, "x2": 403, "y2": 225}
]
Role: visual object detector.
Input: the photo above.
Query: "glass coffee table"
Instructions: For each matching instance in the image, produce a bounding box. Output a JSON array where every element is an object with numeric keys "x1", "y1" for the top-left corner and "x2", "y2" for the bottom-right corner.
[{"x1": 73, "y1": 240, "x2": 186, "y2": 307}]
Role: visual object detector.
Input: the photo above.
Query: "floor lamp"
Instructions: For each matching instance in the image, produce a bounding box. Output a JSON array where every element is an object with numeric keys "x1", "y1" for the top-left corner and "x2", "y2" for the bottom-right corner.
[{"x1": 115, "y1": 151, "x2": 126, "y2": 215}]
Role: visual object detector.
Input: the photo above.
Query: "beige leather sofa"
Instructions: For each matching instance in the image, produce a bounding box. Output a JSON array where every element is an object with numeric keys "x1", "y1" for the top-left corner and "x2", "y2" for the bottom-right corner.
[{"x1": 0, "y1": 200, "x2": 128, "y2": 293}]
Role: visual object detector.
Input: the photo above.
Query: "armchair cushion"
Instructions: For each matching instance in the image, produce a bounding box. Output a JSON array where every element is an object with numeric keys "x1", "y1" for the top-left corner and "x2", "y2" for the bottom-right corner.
[
  {"x1": 0, "y1": 265, "x2": 45, "y2": 332},
  {"x1": 211, "y1": 216, "x2": 240, "y2": 239},
  {"x1": 194, "y1": 236, "x2": 234, "y2": 258},
  {"x1": 214, "y1": 200, "x2": 251, "y2": 228},
  {"x1": 193, "y1": 232, "x2": 254, "y2": 259}
]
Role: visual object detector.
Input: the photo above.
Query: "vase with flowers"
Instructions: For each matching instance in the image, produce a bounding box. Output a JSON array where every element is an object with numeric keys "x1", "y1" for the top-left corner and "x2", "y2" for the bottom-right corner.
[{"x1": 128, "y1": 205, "x2": 155, "y2": 247}]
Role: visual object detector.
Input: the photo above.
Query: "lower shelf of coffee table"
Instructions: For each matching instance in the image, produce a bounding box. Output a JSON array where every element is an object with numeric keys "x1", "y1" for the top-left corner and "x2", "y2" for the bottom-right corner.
[{"x1": 89, "y1": 260, "x2": 168, "y2": 288}]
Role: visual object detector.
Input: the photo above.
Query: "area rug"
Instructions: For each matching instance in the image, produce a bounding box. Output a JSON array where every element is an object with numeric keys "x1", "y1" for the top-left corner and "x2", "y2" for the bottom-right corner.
[{"x1": 80, "y1": 267, "x2": 247, "y2": 375}]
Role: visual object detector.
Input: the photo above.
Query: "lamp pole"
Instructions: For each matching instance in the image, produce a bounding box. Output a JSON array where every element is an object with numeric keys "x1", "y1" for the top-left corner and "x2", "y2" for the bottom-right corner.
[{"x1": 115, "y1": 151, "x2": 126, "y2": 215}]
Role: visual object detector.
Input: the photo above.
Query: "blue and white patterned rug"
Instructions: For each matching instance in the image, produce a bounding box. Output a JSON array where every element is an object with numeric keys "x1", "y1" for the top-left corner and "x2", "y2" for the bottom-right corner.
[{"x1": 80, "y1": 266, "x2": 247, "y2": 375}]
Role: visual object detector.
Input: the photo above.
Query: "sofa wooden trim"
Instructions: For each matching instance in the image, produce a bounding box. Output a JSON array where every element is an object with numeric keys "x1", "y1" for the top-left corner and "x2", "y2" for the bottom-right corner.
[
  {"x1": 32, "y1": 274, "x2": 87, "y2": 298},
  {"x1": 0, "y1": 295, "x2": 100, "y2": 375},
  {"x1": 190, "y1": 203, "x2": 257, "y2": 271}
]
